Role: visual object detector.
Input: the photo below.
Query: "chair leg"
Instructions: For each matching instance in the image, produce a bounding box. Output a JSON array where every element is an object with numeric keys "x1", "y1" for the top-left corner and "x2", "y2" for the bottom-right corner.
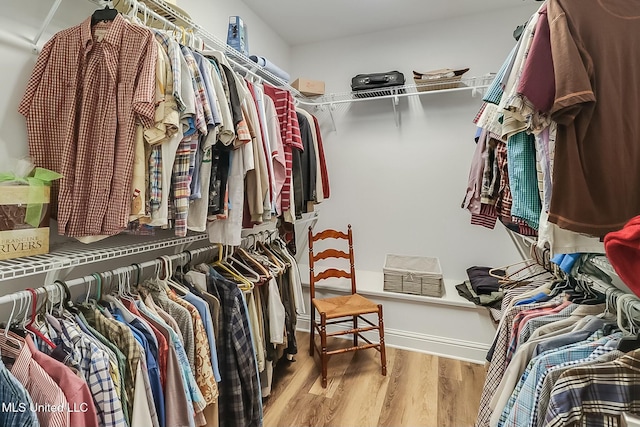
[
  {"x1": 378, "y1": 304, "x2": 387, "y2": 376},
  {"x1": 320, "y1": 312, "x2": 328, "y2": 388},
  {"x1": 310, "y1": 308, "x2": 315, "y2": 357},
  {"x1": 353, "y1": 315, "x2": 358, "y2": 347}
]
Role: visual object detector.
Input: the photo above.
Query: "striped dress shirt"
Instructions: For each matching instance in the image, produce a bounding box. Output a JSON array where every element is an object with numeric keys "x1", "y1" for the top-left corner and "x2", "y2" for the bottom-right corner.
[
  {"x1": 476, "y1": 300, "x2": 561, "y2": 427},
  {"x1": 263, "y1": 84, "x2": 303, "y2": 216},
  {"x1": 0, "y1": 333, "x2": 69, "y2": 427}
]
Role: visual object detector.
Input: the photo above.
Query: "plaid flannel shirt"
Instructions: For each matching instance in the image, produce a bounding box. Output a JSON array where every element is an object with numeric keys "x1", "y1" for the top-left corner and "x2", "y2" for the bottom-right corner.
[
  {"x1": 81, "y1": 308, "x2": 141, "y2": 421},
  {"x1": 58, "y1": 319, "x2": 127, "y2": 427},
  {"x1": 500, "y1": 331, "x2": 612, "y2": 427},
  {"x1": 211, "y1": 274, "x2": 262, "y2": 427},
  {"x1": 532, "y1": 343, "x2": 621, "y2": 427},
  {"x1": 544, "y1": 347, "x2": 640, "y2": 427}
]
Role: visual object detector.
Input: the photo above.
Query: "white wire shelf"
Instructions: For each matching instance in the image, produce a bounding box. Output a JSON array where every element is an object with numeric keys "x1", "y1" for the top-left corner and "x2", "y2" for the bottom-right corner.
[
  {"x1": 0, "y1": 233, "x2": 208, "y2": 282},
  {"x1": 297, "y1": 76, "x2": 492, "y2": 107}
]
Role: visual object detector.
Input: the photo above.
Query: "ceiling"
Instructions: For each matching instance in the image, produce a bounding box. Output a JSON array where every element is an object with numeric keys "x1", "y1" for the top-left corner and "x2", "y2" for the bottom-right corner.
[{"x1": 242, "y1": 0, "x2": 536, "y2": 45}]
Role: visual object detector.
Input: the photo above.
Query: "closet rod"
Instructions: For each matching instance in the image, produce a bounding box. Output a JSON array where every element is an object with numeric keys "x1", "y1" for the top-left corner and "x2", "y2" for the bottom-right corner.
[
  {"x1": 0, "y1": 224, "x2": 285, "y2": 310},
  {"x1": 0, "y1": 244, "x2": 221, "y2": 310}
]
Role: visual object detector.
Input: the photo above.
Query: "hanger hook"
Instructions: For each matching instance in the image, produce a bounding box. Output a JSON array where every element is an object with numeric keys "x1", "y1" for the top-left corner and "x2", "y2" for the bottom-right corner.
[{"x1": 6, "y1": 295, "x2": 17, "y2": 335}]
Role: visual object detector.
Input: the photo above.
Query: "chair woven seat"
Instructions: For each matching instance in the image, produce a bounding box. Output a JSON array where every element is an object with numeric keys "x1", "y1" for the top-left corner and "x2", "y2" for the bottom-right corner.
[{"x1": 312, "y1": 294, "x2": 379, "y2": 319}]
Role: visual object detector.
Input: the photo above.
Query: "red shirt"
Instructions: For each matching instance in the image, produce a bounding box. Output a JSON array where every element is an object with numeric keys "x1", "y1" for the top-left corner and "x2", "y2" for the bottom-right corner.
[
  {"x1": 19, "y1": 14, "x2": 157, "y2": 237},
  {"x1": 27, "y1": 337, "x2": 100, "y2": 427},
  {"x1": 263, "y1": 84, "x2": 303, "y2": 214}
]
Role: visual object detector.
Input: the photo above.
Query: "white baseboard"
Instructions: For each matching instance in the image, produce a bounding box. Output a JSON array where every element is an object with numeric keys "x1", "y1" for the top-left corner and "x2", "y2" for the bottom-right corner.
[{"x1": 296, "y1": 314, "x2": 490, "y2": 365}]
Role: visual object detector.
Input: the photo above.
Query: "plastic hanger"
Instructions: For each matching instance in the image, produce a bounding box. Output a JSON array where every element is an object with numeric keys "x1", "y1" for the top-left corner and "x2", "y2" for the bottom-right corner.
[
  {"x1": 258, "y1": 241, "x2": 286, "y2": 273},
  {"x1": 616, "y1": 294, "x2": 640, "y2": 352},
  {"x1": 91, "y1": 3, "x2": 119, "y2": 26},
  {"x1": 161, "y1": 255, "x2": 190, "y2": 295},
  {"x1": 228, "y1": 253, "x2": 261, "y2": 282},
  {"x1": 24, "y1": 288, "x2": 55, "y2": 349},
  {"x1": 54, "y1": 280, "x2": 80, "y2": 316},
  {"x1": 1, "y1": 295, "x2": 24, "y2": 354},
  {"x1": 212, "y1": 248, "x2": 254, "y2": 289},
  {"x1": 236, "y1": 247, "x2": 271, "y2": 278}
]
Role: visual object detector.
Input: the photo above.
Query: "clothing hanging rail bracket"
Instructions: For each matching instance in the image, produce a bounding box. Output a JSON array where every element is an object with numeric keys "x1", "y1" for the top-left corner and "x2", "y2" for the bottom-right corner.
[{"x1": 32, "y1": 0, "x2": 64, "y2": 53}]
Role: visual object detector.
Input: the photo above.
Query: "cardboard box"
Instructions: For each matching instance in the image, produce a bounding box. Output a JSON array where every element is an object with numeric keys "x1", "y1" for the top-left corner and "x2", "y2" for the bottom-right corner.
[
  {"x1": 292, "y1": 78, "x2": 325, "y2": 97},
  {"x1": 0, "y1": 185, "x2": 50, "y2": 260},
  {"x1": 227, "y1": 16, "x2": 249, "y2": 57}
]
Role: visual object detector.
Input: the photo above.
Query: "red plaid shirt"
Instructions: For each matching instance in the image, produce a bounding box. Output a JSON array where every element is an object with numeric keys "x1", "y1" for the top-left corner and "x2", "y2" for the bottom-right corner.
[{"x1": 19, "y1": 15, "x2": 156, "y2": 237}]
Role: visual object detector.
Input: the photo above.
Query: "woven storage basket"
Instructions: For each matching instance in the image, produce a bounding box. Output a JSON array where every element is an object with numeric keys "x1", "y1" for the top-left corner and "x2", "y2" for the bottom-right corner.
[
  {"x1": 413, "y1": 75, "x2": 463, "y2": 92},
  {"x1": 383, "y1": 254, "x2": 444, "y2": 297}
]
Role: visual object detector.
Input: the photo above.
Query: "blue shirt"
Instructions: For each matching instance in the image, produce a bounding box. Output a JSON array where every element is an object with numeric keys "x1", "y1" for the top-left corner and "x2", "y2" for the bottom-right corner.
[
  {"x1": 514, "y1": 292, "x2": 551, "y2": 306},
  {"x1": 183, "y1": 292, "x2": 222, "y2": 382},
  {"x1": 136, "y1": 300, "x2": 204, "y2": 426},
  {"x1": 0, "y1": 359, "x2": 39, "y2": 427},
  {"x1": 114, "y1": 311, "x2": 166, "y2": 427}
]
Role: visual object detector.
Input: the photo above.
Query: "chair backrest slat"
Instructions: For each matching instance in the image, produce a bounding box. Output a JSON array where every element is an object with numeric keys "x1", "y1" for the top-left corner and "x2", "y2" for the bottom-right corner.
[
  {"x1": 313, "y1": 229, "x2": 349, "y2": 241},
  {"x1": 314, "y1": 249, "x2": 350, "y2": 263},
  {"x1": 314, "y1": 268, "x2": 351, "y2": 282},
  {"x1": 308, "y1": 225, "x2": 357, "y2": 299}
]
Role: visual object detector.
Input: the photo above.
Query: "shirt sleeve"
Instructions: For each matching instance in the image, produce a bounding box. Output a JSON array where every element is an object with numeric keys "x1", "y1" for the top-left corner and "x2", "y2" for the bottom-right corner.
[
  {"x1": 548, "y1": 2, "x2": 595, "y2": 125},
  {"x1": 517, "y1": 6, "x2": 555, "y2": 113},
  {"x1": 18, "y1": 36, "x2": 56, "y2": 117},
  {"x1": 133, "y1": 31, "x2": 158, "y2": 129}
]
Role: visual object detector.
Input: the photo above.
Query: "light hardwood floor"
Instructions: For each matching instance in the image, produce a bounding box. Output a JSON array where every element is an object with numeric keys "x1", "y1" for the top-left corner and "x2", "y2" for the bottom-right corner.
[{"x1": 263, "y1": 332, "x2": 486, "y2": 427}]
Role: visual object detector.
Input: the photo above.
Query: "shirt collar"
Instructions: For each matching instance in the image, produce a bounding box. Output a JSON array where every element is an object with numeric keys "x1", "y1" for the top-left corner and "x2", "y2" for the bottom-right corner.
[
  {"x1": 6, "y1": 335, "x2": 34, "y2": 385},
  {"x1": 80, "y1": 13, "x2": 127, "y2": 51},
  {"x1": 570, "y1": 303, "x2": 606, "y2": 317}
]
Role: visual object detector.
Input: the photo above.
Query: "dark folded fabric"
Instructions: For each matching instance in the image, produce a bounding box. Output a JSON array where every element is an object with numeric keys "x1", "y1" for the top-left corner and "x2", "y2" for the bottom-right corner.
[
  {"x1": 456, "y1": 280, "x2": 503, "y2": 308},
  {"x1": 467, "y1": 266, "x2": 505, "y2": 294},
  {"x1": 456, "y1": 282, "x2": 478, "y2": 305}
]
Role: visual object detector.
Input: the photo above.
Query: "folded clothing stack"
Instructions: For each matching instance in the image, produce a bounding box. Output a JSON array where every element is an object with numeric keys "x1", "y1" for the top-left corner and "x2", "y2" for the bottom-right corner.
[{"x1": 456, "y1": 266, "x2": 505, "y2": 309}]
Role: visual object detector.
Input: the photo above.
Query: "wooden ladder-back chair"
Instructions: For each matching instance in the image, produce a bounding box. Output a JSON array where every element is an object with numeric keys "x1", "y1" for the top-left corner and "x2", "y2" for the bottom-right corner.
[{"x1": 308, "y1": 225, "x2": 387, "y2": 388}]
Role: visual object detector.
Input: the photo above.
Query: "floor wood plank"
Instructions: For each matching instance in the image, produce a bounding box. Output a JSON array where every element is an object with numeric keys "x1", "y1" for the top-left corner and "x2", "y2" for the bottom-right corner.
[{"x1": 263, "y1": 332, "x2": 485, "y2": 427}]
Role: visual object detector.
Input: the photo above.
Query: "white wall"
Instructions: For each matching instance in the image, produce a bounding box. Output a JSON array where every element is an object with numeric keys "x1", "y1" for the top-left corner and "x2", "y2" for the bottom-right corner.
[{"x1": 291, "y1": 4, "x2": 540, "y2": 280}]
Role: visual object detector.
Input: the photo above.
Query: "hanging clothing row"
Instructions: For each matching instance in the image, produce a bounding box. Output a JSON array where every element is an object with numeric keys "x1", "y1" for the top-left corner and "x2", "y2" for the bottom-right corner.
[
  {"x1": 18, "y1": 3, "x2": 330, "y2": 245},
  {"x1": 474, "y1": 255, "x2": 640, "y2": 427},
  {"x1": 462, "y1": 0, "x2": 640, "y2": 257},
  {"x1": 0, "y1": 234, "x2": 304, "y2": 427}
]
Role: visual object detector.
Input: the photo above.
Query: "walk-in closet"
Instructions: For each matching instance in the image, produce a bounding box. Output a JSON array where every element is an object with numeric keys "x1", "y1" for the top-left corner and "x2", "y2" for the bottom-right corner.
[{"x1": 1, "y1": 0, "x2": 639, "y2": 426}]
